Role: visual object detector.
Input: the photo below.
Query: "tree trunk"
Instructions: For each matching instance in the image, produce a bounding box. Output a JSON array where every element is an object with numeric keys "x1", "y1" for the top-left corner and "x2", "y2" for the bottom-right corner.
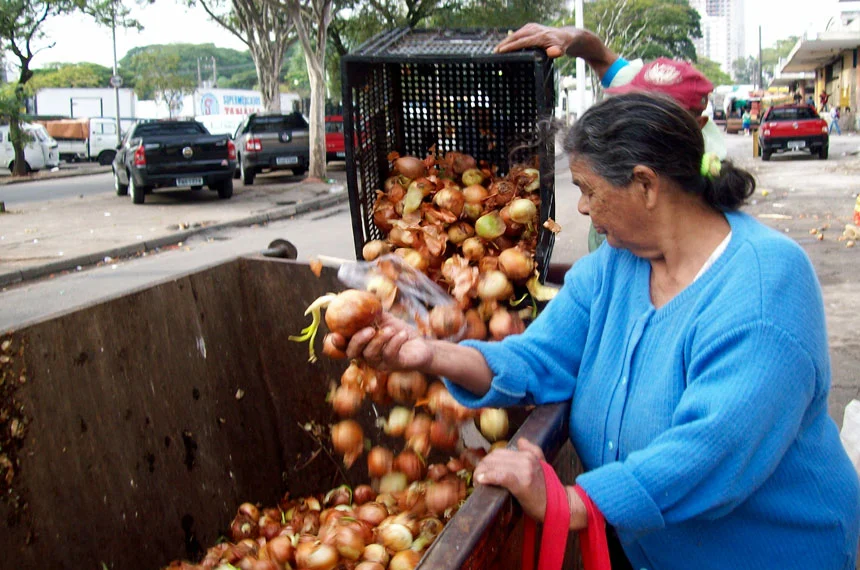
[
  {"x1": 249, "y1": 42, "x2": 285, "y2": 112},
  {"x1": 10, "y1": 85, "x2": 28, "y2": 177},
  {"x1": 305, "y1": 53, "x2": 326, "y2": 179}
]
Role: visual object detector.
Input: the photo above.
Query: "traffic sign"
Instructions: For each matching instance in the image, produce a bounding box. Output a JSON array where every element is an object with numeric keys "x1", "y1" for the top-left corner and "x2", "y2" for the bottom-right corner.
[{"x1": 110, "y1": 75, "x2": 123, "y2": 88}]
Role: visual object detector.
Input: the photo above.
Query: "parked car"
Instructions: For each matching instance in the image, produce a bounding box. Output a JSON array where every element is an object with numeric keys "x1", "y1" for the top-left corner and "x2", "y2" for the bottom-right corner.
[
  {"x1": 0, "y1": 122, "x2": 59, "y2": 173},
  {"x1": 232, "y1": 112, "x2": 309, "y2": 185},
  {"x1": 112, "y1": 120, "x2": 236, "y2": 204},
  {"x1": 758, "y1": 104, "x2": 829, "y2": 161},
  {"x1": 325, "y1": 115, "x2": 345, "y2": 162}
]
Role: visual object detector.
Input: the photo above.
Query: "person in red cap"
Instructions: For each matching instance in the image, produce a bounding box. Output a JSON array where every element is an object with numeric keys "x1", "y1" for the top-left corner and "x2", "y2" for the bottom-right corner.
[{"x1": 496, "y1": 24, "x2": 725, "y2": 252}]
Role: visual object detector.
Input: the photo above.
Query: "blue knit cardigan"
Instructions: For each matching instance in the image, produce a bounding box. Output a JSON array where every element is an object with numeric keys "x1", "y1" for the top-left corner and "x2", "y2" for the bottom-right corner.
[{"x1": 448, "y1": 211, "x2": 860, "y2": 569}]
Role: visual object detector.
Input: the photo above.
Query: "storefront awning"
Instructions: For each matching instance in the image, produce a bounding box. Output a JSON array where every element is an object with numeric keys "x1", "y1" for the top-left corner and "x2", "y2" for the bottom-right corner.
[{"x1": 780, "y1": 28, "x2": 860, "y2": 72}]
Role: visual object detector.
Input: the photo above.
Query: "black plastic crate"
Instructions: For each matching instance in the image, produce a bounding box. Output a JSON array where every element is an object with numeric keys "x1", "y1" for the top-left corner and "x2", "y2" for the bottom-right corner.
[{"x1": 341, "y1": 28, "x2": 557, "y2": 280}]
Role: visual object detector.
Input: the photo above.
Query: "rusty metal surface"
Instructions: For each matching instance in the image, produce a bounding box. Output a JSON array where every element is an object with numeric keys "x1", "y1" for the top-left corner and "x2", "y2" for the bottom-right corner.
[
  {"x1": 0, "y1": 256, "x2": 576, "y2": 570},
  {"x1": 418, "y1": 402, "x2": 571, "y2": 569}
]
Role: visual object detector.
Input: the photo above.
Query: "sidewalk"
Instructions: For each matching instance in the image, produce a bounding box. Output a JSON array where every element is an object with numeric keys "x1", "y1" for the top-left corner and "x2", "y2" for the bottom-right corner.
[
  {"x1": 0, "y1": 163, "x2": 112, "y2": 186},
  {"x1": 0, "y1": 175, "x2": 349, "y2": 287}
]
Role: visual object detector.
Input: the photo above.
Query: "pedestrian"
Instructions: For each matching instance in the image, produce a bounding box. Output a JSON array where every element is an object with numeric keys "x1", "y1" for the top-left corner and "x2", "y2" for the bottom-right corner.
[
  {"x1": 830, "y1": 106, "x2": 842, "y2": 135},
  {"x1": 820, "y1": 91, "x2": 830, "y2": 112},
  {"x1": 742, "y1": 107, "x2": 751, "y2": 136},
  {"x1": 335, "y1": 92, "x2": 860, "y2": 570},
  {"x1": 494, "y1": 23, "x2": 725, "y2": 253}
]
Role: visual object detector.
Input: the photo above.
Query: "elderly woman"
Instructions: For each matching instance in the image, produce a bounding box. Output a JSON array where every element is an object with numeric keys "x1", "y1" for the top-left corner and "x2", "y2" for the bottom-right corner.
[{"x1": 336, "y1": 93, "x2": 860, "y2": 569}]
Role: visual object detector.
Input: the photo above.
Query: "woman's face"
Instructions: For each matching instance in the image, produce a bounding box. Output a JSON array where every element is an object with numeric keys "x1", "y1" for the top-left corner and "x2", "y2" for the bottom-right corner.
[{"x1": 569, "y1": 155, "x2": 653, "y2": 252}]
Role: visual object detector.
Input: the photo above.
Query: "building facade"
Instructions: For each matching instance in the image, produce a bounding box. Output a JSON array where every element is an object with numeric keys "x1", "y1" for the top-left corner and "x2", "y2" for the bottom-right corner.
[{"x1": 689, "y1": 0, "x2": 745, "y2": 74}]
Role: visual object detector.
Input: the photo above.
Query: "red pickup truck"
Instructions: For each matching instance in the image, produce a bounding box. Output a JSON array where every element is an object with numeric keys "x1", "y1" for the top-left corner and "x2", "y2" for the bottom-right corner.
[{"x1": 759, "y1": 104, "x2": 829, "y2": 161}]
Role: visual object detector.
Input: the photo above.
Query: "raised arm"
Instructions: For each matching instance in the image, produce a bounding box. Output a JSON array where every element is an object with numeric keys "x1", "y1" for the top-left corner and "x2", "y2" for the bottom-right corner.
[{"x1": 495, "y1": 23, "x2": 620, "y2": 80}]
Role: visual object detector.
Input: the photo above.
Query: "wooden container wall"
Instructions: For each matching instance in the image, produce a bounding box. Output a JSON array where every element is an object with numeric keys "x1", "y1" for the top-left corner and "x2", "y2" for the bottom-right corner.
[{"x1": 0, "y1": 257, "x2": 579, "y2": 570}]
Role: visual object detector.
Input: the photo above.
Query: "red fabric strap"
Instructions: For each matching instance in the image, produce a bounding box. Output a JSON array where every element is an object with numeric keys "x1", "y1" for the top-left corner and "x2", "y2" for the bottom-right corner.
[
  {"x1": 522, "y1": 461, "x2": 570, "y2": 570},
  {"x1": 522, "y1": 464, "x2": 611, "y2": 570},
  {"x1": 573, "y1": 484, "x2": 611, "y2": 570}
]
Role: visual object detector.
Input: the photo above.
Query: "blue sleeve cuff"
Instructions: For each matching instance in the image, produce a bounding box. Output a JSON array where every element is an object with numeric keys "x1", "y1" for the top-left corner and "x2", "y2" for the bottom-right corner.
[
  {"x1": 442, "y1": 339, "x2": 530, "y2": 409},
  {"x1": 601, "y1": 58, "x2": 629, "y2": 88},
  {"x1": 577, "y1": 461, "x2": 665, "y2": 539}
]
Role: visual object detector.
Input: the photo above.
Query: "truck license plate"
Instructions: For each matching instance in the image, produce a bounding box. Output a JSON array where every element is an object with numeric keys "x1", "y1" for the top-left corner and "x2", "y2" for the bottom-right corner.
[
  {"x1": 336, "y1": 152, "x2": 345, "y2": 158},
  {"x1": 788, "y1": 141, "x2": 806, "y2": 150},
  {"x1": 176, "y1": 177, "x2": 204, "y2": 186},
  {"x1": 276, "y1": 156, "x2": 299, "y2": 165}
]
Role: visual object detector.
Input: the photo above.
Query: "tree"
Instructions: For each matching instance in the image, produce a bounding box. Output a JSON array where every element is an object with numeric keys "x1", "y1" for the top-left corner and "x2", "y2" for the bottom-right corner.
[
  {"x1": 0, "y1": 0, "x2": 135, "y2": 175},
  {"x1": 554, "y1": 0, "x2": 702, "y2": 94},
  {"x1": 128, "y1": 48, "x2": 197, "y2": 116},
  {"x1": 281, "y1": 0, "x2": 332, "y2": 180},
  {"x1": 192, "y1": 0, "x2": 295, "y2": 111},
  {"x1": 31, "y1": 62, "x2": 113, "y2": 89},
  {"x1": 732, "y1": 55, "x2": 755, "y2": 84},
  {"x1": 433, "y1": 0, "x2": 564, "y2": 29},
  {"x1": 695, "y1": 57, "x2": 731, "y2": 87}
]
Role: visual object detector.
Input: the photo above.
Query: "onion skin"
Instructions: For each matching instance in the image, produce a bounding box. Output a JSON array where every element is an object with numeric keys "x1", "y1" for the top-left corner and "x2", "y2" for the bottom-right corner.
[
  {"x1": 354, "y1": 484, "x2": 377, "y2": 505},
  {"x1": 322, "y1": 334, "x2": 347, "y2": 359},
  {"x1": 325, "y1": 290, "x2": 382, "y2": 339},
  {"x1": 463, "y1": 309, "x2": 488, "y2": 340},
  {"x1": 461, "y1": 168, "x2": 485, "y2": 187},
  {"x1": 475, "y1": 210, "x2": 506, "y2": 240},
  {"x1": 425, "y1": 479, "x2": 461, "y2": 516},
  {"x1": 461, "y1": 237, "x2": 485, "y2": 261},
  {"x1": 332, "y1": 385, "x2": 364, "y2": 417},
  {"x1": 367, "y1": 446, "x2": 394, "y2": 478},
  {"x1": 509, "y1": 198, "x2": 538, "y2": 224},
  {"x1": 428, "y1": 305, "x2": 466, "y2": 339},
  {"x1": 394, "y1": 156, "x2": 427, "y2": 180},
  {"x1": 387, "y1": 371, "x2": 427, "y2": 404},
  {"x1": 356, "y1": 502, "x2": 389, "y2": 527},
  {"x1": 394, "y1": 450, "x2": 425, "y2": 482},
  {"x1": 477, "y1": 271, "x2": 514, "y2": 301},
  {"x1": 390, "y1": 549, "x2": 422, "y2": 570},
  {"x1": 362, "y1": 239, "x2": 391, "y2": 261},
  {"x1": 331, "y1": 420, "x2": 364, "y2": 466},
  {"x1": 489, "y1": 308, "x2": 525, "y2": 340},
  {"x1": 373, "y1": 199, "x2": 397, "y2": 232},
  {"x1": 479, "y1": 408, "x2": 510, "y2": 442},
  {"x1": 433, "y1": 187, "x2": 465, "y2": 217},
  {"x1": 498, "y1": 248, "x2": 535, "y2": 282}
]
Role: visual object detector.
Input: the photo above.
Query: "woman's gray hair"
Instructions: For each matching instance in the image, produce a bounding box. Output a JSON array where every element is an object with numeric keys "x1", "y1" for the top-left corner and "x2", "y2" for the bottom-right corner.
[{"x1": 563, "y1": 92, "x2": 755, "y2": 210}]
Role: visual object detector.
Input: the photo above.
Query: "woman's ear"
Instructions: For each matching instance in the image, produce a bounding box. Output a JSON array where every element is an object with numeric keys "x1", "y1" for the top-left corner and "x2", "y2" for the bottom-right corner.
[
  {"x1": 631, "y1": 165, "x2": 659, "y2": 209},
  {"x1": 696, "y1": 115, "x2": 709, "y2": 130}
]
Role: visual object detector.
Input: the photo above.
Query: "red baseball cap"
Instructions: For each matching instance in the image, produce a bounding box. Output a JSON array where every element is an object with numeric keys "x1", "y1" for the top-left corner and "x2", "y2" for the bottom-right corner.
[{"x1": 605, "y1": 58, "x2": 714, "y2": 113}]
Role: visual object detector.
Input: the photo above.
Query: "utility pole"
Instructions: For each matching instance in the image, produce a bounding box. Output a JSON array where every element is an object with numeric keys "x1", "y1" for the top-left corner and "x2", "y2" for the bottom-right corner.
[
  {"x1": 197, "y1": 58, "x2": 202, "y2": 88},
  {"x1": 212, "y1": 56, "x2": 217, "y2": 88},
  {"x1": 758, "y1": 26, "x2": 763, "y2": 91},
  {"x1": 575, "y1": 0, "x2": 585, "y2": 120},
  {"x1": 110, "y1": 1, "x2": 122, "y2": 147}
]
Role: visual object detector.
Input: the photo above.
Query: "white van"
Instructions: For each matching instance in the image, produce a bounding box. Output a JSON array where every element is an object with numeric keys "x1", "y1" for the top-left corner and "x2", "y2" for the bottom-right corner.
[{"x1": 0, "y1": 122, "x2": 60, "y2": 173}]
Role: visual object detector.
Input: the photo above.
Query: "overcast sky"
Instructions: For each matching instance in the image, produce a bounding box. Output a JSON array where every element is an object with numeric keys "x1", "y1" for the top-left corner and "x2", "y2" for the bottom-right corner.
[{"x1": 28, "y1": 0, "x2": 842, "y2": 70}]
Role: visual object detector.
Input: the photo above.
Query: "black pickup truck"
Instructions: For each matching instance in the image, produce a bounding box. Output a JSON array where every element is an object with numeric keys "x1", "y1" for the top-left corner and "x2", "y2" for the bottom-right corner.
[
  {"x1": 232, "y1": 113, "x2": 310, "y2": 185},
  {"x1": 112, "y1": 120, "x2": 236, "y2": 204}
]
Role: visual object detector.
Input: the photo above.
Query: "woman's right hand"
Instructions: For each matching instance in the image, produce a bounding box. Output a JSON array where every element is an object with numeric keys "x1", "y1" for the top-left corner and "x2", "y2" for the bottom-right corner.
[{"x1": 336, "y1": 312, "x2": 435, "y2": 372}]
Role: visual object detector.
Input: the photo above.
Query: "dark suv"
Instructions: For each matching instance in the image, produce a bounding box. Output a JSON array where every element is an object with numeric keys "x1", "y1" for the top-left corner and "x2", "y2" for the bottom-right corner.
[{"x1": 232, "y1": 113, "x2": 309, "y2": 185}]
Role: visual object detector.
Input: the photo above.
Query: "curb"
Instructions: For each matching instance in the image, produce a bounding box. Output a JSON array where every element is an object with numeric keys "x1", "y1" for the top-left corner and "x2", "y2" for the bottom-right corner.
[
  {"x1": 0, "y1": 166, "x2": 112, "y2": 186},
  {"x1": 0, "y1": 189, "x2": 350, "y2": 288}
]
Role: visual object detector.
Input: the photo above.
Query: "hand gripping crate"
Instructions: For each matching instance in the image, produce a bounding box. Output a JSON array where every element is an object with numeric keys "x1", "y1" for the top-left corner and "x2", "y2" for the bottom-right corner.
[{"x1": 341, "y1": 28, "x2": 557, "y2": 279}]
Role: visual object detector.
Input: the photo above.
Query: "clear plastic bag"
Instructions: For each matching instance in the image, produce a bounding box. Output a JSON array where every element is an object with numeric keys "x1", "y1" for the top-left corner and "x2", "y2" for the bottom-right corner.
[
  {"x1": 840, "y1": 399, "x2": 860, "y2": 477},
  {"x1": 337, "y1": 254, "x2": 465, "y2": 340}
]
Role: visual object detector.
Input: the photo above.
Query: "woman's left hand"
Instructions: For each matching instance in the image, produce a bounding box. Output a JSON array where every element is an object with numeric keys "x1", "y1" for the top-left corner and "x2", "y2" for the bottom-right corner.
[{"x1": 474, "y1": 438, "x2": 550, "y2": 522}]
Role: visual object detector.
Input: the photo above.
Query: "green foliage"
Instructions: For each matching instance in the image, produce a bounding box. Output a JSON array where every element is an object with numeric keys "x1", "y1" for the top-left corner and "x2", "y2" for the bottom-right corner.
[
  {"x1": 284, "y1": 44, "x2": 310, "y2": 97},
  {"x1": 732, "y1": 56, "x2": 755, "y2": 84},
  {"x1": 120, "y1": 43, "x2": 258, "y2": 93},
  {"x1": 31, "y1": 62, "x2": 113, "y2": 88},
  {"x1": 694, "y1": 57, "x2": 731, "y2": 87},
  {"x1": 552, "y1": 0, "x2": 701, "y2": 79},
  {"x1": 432, "y1": 0, "x2": 564, "y2": 29},
  {"x1": 127, "y1": 48, "x2": 197, "y2": 116}
]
